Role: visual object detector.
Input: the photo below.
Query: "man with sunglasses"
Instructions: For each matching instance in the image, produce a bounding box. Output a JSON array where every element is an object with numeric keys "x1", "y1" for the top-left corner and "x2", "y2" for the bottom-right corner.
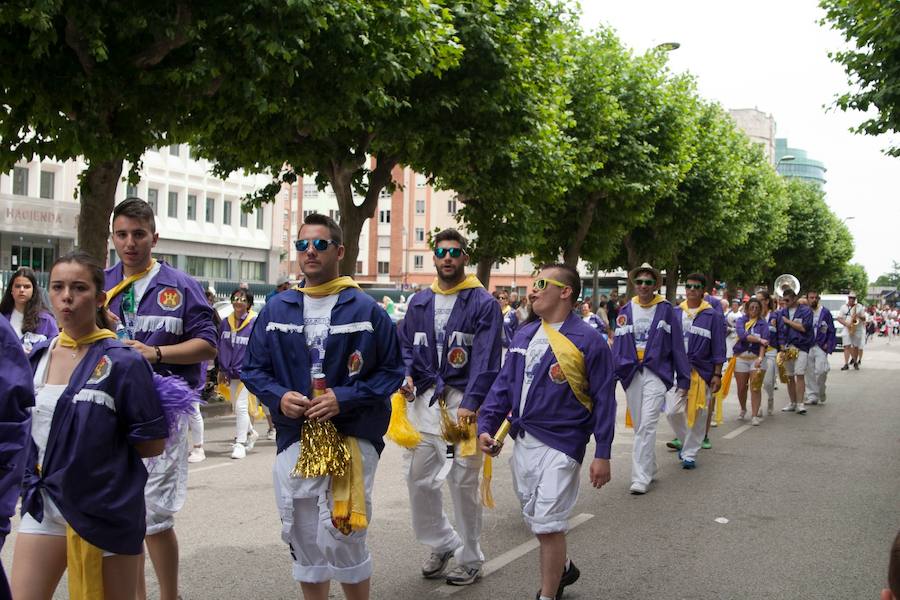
[
  {"x1": 242, "y1": 213, "x2": 405, "y2": 600},
  {"x1": 478, "y1": 264, "x2": 616, "y2": 600},
  {"x1": 664, "y1": 274, "x2": 726, "y2": 469},
  {"x1": 398, "y1": 228, "x2": 502, "y2": 586},
  {"x1": 612, "y1": 263, "x2": 690, "y2": 495},
  {"x1": 777, "y1": 287, "x2": 814, "y2": 415}
]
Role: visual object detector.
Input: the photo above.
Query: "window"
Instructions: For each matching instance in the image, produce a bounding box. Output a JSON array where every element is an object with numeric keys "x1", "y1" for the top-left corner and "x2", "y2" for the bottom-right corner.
[
  {"x1": 168, "y1": 144, "x2": 180, "y2": 157},
  {"x1": 205, "y1": 197, "x2": 215, "y2": 223},
  {"x1": 147, "y1": 188, "x2": 159, "y2": 213},
  {"x1": 447, "y1": 199, "x2": 457, "y2": 215},
  {"x1": 377, "y1": 261, "x2": 390, "y2": 275},
  {"x1": 12, "y1": 167, "x2": 28, "y2": 196},
  {"x1": 329, "y1": 209, "x2": 340, "y2": 221},
  {"x1": 185, "y1": 256, "x2": 229, "y2": 279},
  {"x1": 303, "y1": 183, "x2": 318, "y2": 197},
  {"x1": 378, "y1": 236, "x2": 390, "y2": 249},
  {"x1": 240, "y1": 209, "x2": 248, "y2": 227},
  {"x1": 256, "y1": 208, "x2": 264, "y2": 229},
  {"x1": 187, "y1": 194, "x2": 197, "y2": 220},
  {"x1": 223, "y1": 200, "x2": 232, "y2": 225},
  {"x1": 379, "y1": 188, "x2": 391, "y2": 200},
  {"x1": 239, "y1": 260, "x2": 265, "y2": 281},
  {"x1": 379, "y1": 210, "x2": 391, "y2": 224},
  {"x1": 415, "y1": 199, "x2": 425, "y2": 215},
  {"x1": 414, "y1": 255, "x2": 424, "y2": 270},
  {"x1": 282, "y1": 230, "x2": 288, "y2": 242},
  {"x1": 167, "y1": 191, "x2": 178, "y2": 218},
  {"x1": 152, "y1": 252, "x2": 177, "y2": 266},
  {"x1": 415, "y1": 227, "x2": 424, "y2": 242},
  {"x1": 416, "y1": 173, "x2": 428, "y2": 188},
  {"x1": 126, "y1": 183, "x2": 138, "y2": 198},
  {"x1": 356, "y1": 261, "x2": 363, "y2": 274},
  {"x1": 303, "y1": 209, "x2": 318, "y2": 219},
  {"x1": 40, "y1": 171, "x2": 55, "y2": 199}
]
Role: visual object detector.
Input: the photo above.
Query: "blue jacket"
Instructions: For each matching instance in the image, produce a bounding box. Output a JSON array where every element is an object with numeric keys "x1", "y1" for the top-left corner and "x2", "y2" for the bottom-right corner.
[
  {"x1": 501, "y1": 309, "x2": 519, "y2": 349},
  {"x1": 777, "y1": 304, "x2": 815, "y2": 352},
  {"x1": 811, "y1": 306, "x2": 837, "y2": 353},
  {"x1": 733, "y1": 315, "x2": 772, "y2": 357},
  {"x1": 612, "y1": 300, "x2": 691, "y2": 391},
  {"x1": 674, "y1": 305, "x2": 727, "y2": 385},
  {"x1": 22, "y1": 338, "x2": 168, "y2": 555},
  {"x1": 241, "y1": 287, "x2": 405, "y2": 455},
  {"x1": 478, "y1": 313, "x2": 616, "y2": 462},
  {"x1": 399, "y1": 286, "x2": 502, "y2": 411}
]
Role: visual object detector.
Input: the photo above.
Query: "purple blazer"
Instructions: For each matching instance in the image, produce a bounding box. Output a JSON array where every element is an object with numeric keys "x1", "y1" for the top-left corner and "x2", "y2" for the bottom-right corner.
[
  {"x1": 478, "y1": 312, "x2": 616, "y2": 462},
  {"x1": 22, "y1": 338, "x2": 168, "y2": 555},
  {"x1": 612, "y1": 300, "x2": 691, "y2": 391},
  {"x1": 218, "y1": 313, "x2": 256, "y2": 380},
  {"x1": 811, "y1": 306, "x2": 837, "y2": 353},
  {"x1": 399, "y1": 286, "x2": 502, "y2": 411},
  {"x1": 501, "y1": 309, "x2": 518, "y2": 349},
  {"x1": 733, "y1": 315, "x2": 771, "y2": 356},
  {"x1": 675, "y1": 305, "x2": 727, "y2": 385}
]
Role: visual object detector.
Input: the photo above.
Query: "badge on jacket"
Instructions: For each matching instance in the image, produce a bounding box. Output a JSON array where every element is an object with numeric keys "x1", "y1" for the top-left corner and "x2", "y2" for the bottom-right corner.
[
  {"x1": 157, "y1": 287, "x2": 183, "y2": 311},
  {"x1": 548, "y1": 362, "x2": 567, "y2": 384},
  {"x1": 347, "y1": 350, "x2": 363, "y2": 377},
  {"x1": 447, "y1": 346, "x2": 468, "y2": 369},
  {"x1": 88, "y1": 355, "x2": 113, "y2": 385}
]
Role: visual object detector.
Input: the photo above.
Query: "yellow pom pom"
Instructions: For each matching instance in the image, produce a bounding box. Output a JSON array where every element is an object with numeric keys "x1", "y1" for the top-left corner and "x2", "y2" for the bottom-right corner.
[{"x1": 387, "y1": 392, "x2": 421, "y2": 449}]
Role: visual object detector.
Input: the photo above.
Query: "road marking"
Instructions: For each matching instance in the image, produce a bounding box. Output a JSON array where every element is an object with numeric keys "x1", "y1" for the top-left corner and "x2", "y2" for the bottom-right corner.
[
  {"x1": 434, "y1": 513, "x2": 594, "y2": 595},
  {"x1": 190, "y1": 462, "x2": 233, "y2": 474},
  {"x1": 722, "y1": 424, "x2": 752, "y2": 440}
]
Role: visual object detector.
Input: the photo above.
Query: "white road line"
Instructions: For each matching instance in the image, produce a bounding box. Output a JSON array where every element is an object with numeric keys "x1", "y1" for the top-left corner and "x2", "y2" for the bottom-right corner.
[
  {"x1": 190, "y1": 462, "x2": 234, "y2": 474},
  {"x1": 722, "y1": 424, "x2": 752, "y2": 440},
  {"x1": 434, "y1": 513, "x2": 594, "y2": 595}
]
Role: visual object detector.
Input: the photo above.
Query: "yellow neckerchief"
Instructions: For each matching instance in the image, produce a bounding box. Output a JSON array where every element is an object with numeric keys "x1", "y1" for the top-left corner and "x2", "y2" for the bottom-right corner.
[
  {"x1": 58, "y1": 328, "x2": 117, "y2": 349},
  {"x1": 331, "y1": 437, "x2": 368, "y2": 531},
  {"x1": 227, "y1": 310, "x2": 257, "y2": 335},
  {"x1": 685, "y1": 370, "x2": 708, "y2": 428},
  {"x1": 66, "y1": 526, "x2": 104, "y2": 599},
  {"x1": 501, "y1": 305, "x2": 511, "y2": 315},
  {"x1": 679, "y1": 300, "x2": 712, "y2": 320},
  {"x1": 104, "y1": 259, "x2": 157, "y2": 306},
  {"x1": 431, "y1": 274, "x2": 483, "y2": 296},
  {"x1": 293, "y1": 276, "x2": 360, "y2": 296},
  {"x1": 542, "y1": 320, "x2": 592, "y2": 413},
  {"x1": 744, "y1": 317, "x2": 758, "y2": 331},
  {"x1": 631, "y1": 294, "x2": 665, "y2": 309}
]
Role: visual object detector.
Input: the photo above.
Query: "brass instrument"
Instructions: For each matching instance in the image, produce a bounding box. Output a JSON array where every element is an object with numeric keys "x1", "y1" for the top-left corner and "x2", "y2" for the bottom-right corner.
[{"x1": 773, "y1": 274, "x2": 800, "y2": 299}]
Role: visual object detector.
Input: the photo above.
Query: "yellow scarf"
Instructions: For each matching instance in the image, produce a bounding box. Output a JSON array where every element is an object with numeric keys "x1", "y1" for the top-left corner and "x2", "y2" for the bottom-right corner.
[
  {"x1": 501, "y1": 305, "x2": 511, "y2": 315},
  {"x1": 227, "y1": 310, "x2": 257, "y2": 334},
  {"x1": 542, "y1": 321, "x2": 592, "y2": 413},
  {"x1": 331, "y1": 437, "x2": 368, "y2": 531},
  {"x1": 632, "y1": 294, "x2": 665, "y2": 309},
  {"x1": 744, "y1": 317, "x2": 758, "y2": 331},
  {"x1": 686, "y1": 370, "x2": 708, "y2": 428},
  {"x1": 66, "y1": 526, "x2": 104, "y2": 600},
  {"x1": 679, "y1": 300, "x2": 712, "y2": 319},
  {"x1": 104, "y1": 259, "x2": 157, "y2": 306},
  {"x1": 58, "y1": 328, "x2": 117, "y2": 349},
  {"x1": 431, "y1": 274, "x2": 483, "y2": 295},
  {"x1": 293, "y1": 276, "x2": 360, "y2": 296},
  {"x1": 714, "y1": 357, "x2": 737, "y2": 425}
]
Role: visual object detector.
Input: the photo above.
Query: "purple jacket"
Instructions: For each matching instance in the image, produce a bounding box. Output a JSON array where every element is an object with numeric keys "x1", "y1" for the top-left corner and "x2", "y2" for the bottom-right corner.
[
  {"x1": 675, "y1": 305, "x2": 726, "y2": 385},
  {"x1": 582, "y1": 313, "x2": 608, "y2": 334},
  {"x1": 811, "y1": 306, "x2": 837, "y2": 353},
  {"x1": 2, "y1": 310, "x2": 59, "y2": 355},
  {"x1": 764, "y1": 311, "x2": 781, "y2": 350},
  {"x1": 218, "y1": 313, "x2": 256, "y2": 380},
  {"x1": 22, "y1": 338, "x2": 168, "y2": 555},
  {"x1": 478, "y1": 313, "x2": 616, "y2": 462},
  {"x1": 105, "y1": 261, "x2": 218, "y2": 388},
  {"x1": 399, "y1": 286, "x2": 502, "y2": 411},
  {"x1": 612, "y1": 300, "x2": 691, "y2": 391},
  {"x1": 733, "y1": 315, "x2": 771, "y2": 356},
  {"x1": 777, "y1": 304, "x2": 815, "y2": 352},
  {"x1": 501, "y1": 309, "x2": 518, "y2": 349}
]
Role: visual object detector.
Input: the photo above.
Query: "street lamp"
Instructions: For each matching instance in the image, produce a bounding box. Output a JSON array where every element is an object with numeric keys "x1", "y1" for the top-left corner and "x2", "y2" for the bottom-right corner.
[
  {"x1": 774, "y1": 154, "x2": 795, "y2": 175},
  {"x1": 655, "y1": 42, "x2": 681, "y2": 52}
]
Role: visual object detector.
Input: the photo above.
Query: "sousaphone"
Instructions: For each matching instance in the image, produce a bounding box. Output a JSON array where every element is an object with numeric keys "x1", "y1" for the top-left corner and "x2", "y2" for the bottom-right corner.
[{"x1": 773, "y1": 273, "x2": 800, "y2": 299}]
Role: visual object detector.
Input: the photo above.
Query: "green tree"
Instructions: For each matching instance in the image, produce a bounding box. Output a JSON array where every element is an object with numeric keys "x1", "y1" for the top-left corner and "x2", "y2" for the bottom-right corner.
[
  {"x1": 820, "y1": 0, "x2": 900, "y2": 155},
  {"x1": 826, "y1": 262, "x2": 868, "y2": 295},
  {"x1": 873, "y1": 261, "x2": 900, "y2": 287}
]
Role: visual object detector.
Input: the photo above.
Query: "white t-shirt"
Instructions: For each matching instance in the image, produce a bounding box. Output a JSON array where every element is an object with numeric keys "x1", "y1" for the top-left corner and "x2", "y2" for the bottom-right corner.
[
  {"x1": 519, "y1": 322, "x2": 562, "y2": 415},
  {"x1": 32, "y1": 338, "x2": 66, "y2": 468},
  {"x1": 433, "y1": 293, "x2": 458, "y2": 367},
  {"x1": 9, "y1": 309, "x2": 24, "y2": 338},
  {"x1": 133, "y1": 261, "x2": 162, "y2": 307},
  {"x1": 303, "y1": 294, "x2": 339, "y2": 371},
  {"x1": 680, "y1": 310, "x2": 694, "y2": 353},
  {"x1": 632, "y1": 304, "x2": 658, "y2": 352},
  {"x1": 812, "y1": 306, "x2": 823, "y2": 331}
]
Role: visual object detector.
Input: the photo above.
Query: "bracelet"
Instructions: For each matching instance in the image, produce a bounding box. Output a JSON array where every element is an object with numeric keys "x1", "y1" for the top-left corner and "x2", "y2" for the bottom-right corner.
[{"x1": 155, "y1": 345, "x2": 163, "y2": 364}]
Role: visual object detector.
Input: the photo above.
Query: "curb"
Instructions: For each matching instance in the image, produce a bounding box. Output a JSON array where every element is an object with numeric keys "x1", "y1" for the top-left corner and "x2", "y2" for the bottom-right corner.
[{"x1": 199, "y1": 401, "x2": 233, "y2": 418}]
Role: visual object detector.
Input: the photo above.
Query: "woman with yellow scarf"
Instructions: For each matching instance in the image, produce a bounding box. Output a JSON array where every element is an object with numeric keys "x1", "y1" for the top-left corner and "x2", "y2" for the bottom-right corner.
[{"x1": 732, "y1": 298, "x2": 771, "y2": 426}]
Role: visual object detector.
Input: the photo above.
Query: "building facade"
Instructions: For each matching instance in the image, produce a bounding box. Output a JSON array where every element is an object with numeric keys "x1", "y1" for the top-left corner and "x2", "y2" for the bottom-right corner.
[
  {"x1": 729, "y1": 108, "x2": 777, "y2": 164},
  {"x1": 775, "y1": 138, "x2": 827, "y2": 187}
]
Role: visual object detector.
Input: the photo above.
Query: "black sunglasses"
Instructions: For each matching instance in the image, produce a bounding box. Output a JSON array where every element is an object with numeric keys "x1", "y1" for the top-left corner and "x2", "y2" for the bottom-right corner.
[
  {"x1": 295, "y1": 238, "x2": 338, "y2": 252},
  {"x1": 684, "y1": 283, "x2": 704, "y2": 290},
  {"x1": 434, "y1": 247, "x2": 466, "y2": 259},
  {"x1": 634, "y1": 278, "x2": 656, "y2": 287}
]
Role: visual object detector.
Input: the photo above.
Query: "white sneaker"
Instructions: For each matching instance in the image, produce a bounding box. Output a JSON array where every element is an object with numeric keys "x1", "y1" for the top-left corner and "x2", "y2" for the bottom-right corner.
[
  {"x1": 738, "y1": 411, "x2": 746, "y2": 421},
  {"x1": 797, "y1": 404, "x2": 807, "y2": 414},
  {"x1": 781, "y1": 404, "x2": 796, "y2": 413},
  {"x1": 751, "y1": 416, "x2": 761, "y2": 426},
  {"x1": 246, "y1": 428, "x2": 260, "y2": 450},
  {"x1": 629, "y1": 481, "x2": 648, "y2": 495},
  {"x1": 187, "y1": 447, "x2": 206, "y2": 463},
  {"x1": 266, "y1": 427, "x2": 276, "y2": 440},
  {"x1": 710, "y1": 420, "x2": 718, "y2": 428},
  {"x1": 231, "y1": 443, "x2": 247, "y2": 459}
]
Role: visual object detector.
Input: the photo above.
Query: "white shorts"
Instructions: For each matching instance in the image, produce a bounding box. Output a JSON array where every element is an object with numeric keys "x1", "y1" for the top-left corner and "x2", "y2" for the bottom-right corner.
[
  {"x1": 843, "y1": 328, "x2": 864, "y2": 348},
  {"x1": 19, "y1": 491, "x2": 116, "y2": 556},
  {"x1": 273, "y1": 439, "x2": 378, "y2": 584},
  {"x1": 144, "y1": 417, "x2": 190, "y2": 536},
  {"x1": 734, "y1": 354, "x2": 759, "y2": 374},
  {"x1": 783, "y1": 350, "x2": 808, "y2": 377},
  {"x1": 510, "y1": 433, "x2": 580, "y2": 535}
]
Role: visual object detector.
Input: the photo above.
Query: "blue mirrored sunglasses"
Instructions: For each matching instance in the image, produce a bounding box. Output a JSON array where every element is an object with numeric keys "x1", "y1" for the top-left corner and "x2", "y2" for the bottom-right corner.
[
  {"x1": 295, "y1": 238, "x2": 338, "y2": 252},
  {"x1": 434, "y1": 247, "x2": 465, "y2": 259}
]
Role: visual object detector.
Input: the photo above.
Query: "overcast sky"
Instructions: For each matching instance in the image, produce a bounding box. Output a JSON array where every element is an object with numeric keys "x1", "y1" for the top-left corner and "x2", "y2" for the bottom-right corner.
[{"x1": 580, "y1": 1, "x2": 898, "y2": 281}]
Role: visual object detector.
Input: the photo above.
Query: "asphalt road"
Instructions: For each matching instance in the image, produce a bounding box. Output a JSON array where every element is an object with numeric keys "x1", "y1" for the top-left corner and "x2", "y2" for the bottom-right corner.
[{"x1": 3, "y1": 338, "x2": 898, "y2": 599}]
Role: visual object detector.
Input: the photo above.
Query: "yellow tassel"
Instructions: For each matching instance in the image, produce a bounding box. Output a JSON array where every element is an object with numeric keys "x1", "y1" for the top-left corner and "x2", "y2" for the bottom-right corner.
[
  {"x1": 481, "y1": 455, "x2": 495, "y2": 508},
  {"x1": 438, "y1": 397, "x2": 471, "y2": 444},
  {"x1": 66, "y1": 525, "x2": 104, "y2": 600},
  {"x1": 217, "y1": 382, "x2": 231, "y2": 402},
  {"x1": 458, "y1": 423, "x2": 478, "y2": 457},
  {"x1": 331, "y1": 437, "x2": 367, "y2": 534},
  {"x1": 387, "y1": 392, "x2": 422, "y2": 449},
  {"x1": 292, "y1": 420, "x2": 350, "y2": 479},
  {"x1": 625, "y1": 408, "x2": 633, "y2": 429}
]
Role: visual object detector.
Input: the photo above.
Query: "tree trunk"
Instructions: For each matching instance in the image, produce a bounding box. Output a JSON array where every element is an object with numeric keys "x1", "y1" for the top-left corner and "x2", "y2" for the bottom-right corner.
[
  {"x1": 592, "y1": 262, "x2": 599, "y2": 309},
  {"x1": 562, "y1": 194, "x2": 598, "y2": 268},
  {"x1": 623, "y1": 234, "x2": 640, "y2": 297},
  {"x1": 77, "y1": 159, "x2": 124, "y2": 264},
  {"x1": 665, "y1": 260, "x2": 678, "y2": 303},
  {"x1": 476, "y1": 255, "x2": 493, "y2": 289}
]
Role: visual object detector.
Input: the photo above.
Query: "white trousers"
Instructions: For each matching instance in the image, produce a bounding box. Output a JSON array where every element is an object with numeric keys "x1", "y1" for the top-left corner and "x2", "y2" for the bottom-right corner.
[
  {"x1": 404, "y1": 432, "x2": 484, "y2": 568},
  {"x1": 188, "y1": 401, "x2": 204, "y2": 446},
  {"x1": 625, "y1": 370, "x2": 668, "y2": 486},
  {"x1": 510, "y1": 434, "x2": 580, "y2": 534},
  {"x1": 665, "y1": 387, "x2": 709, "y2": 461},
  {"x1": 273, "y1": 440, "x2": 378, "y2": 584},
  {"x1": 762, "y1": 352, "x2": 777, "y2": 404},
  {"x1": 230, "y1": 380, "x2": 253, "y2": 443},
  {"x1": 804, "y1": 346, "x2": 830, "y2": 403}
]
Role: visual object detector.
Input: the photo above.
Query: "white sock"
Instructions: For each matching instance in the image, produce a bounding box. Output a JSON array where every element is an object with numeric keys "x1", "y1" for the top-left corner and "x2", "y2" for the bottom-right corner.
[
  {"x1": 565, "y1": 558, "x2": 571, "y2": 571},
  {"x1": 540, "y1": 596, "x2": 553, "y2": 600}
]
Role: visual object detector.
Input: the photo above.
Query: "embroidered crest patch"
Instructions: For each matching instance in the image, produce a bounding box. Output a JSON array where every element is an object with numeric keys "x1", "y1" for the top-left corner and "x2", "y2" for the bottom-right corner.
[
  {"x1": 548, "y1": 362, "x2": 567, "y2": 384},
  {"x1": 157, "y1": 287, "x2": 183, "y2": 312},
  {"x1": 447, "y1": 347, "x2": 469, "y2": 369},
  {"x1": 88, "y1": 355, "x2": 112, "y2": 385},
  {"x1": 347, "y1": 350, "x2": 363, "y2": 377},
  {"x1": 616, "y1": 314, "x2": 627, "y2": 328}
]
